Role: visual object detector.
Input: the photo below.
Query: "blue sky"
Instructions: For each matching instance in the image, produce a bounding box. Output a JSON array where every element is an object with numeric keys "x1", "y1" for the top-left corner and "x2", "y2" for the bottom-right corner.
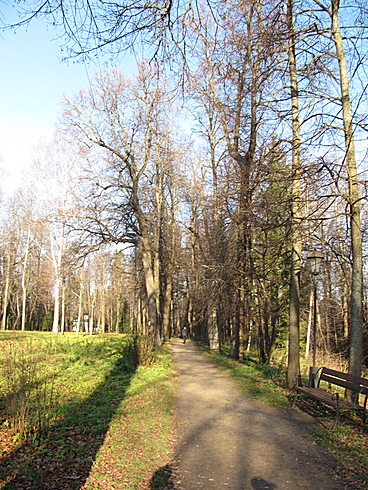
[{"x1": 0, "y1": 4, "x2": 137, "y2": 195}]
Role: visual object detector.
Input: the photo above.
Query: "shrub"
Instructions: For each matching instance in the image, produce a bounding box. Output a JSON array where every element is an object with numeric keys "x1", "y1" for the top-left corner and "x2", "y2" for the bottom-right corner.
[
  {"x1": 0, "y1": 335, "x2": 57, "y2": 441},
  {"x1": 117, "y1": 335, "x2": 155, "y2": 370}
]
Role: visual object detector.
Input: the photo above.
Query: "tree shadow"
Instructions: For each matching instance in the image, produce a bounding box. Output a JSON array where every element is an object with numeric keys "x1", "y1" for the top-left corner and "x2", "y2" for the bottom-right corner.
[
  {"x1": 0, "y1": 351, "x2": 137, "y2": 489},
  {"x1": 251, "y1": 477, "x2": 276, "y2": 489},
  {"x1": 149, "y1": 463, "x2": 176, "y2": 489},
  {"x1": 291, "y1": 396, "x2": 342, "y2": 429}
]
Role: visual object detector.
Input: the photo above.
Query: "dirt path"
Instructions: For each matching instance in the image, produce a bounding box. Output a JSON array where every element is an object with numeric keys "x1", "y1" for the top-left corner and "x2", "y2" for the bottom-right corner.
[{"x1": 170, "y1": 339, "x2": 353, "y2": 490}]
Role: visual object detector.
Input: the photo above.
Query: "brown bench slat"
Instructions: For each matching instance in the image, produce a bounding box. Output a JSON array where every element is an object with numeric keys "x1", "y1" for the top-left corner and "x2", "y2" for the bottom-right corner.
[
  {"x1": 321, "y1": 368, "x2": 368, "y2": 394},
  {"x1": 296, "y1": 387, "x2": 362, "y2": 410},
  {"x1": 323, "y1": 368, "x2": 368, "y2": 391},
  {"x1": 320, "y1": 374, "x2": 366, "y2": 394},
  {"x1": 292, "y1": 367, "x2": 368, "y2": 430}
]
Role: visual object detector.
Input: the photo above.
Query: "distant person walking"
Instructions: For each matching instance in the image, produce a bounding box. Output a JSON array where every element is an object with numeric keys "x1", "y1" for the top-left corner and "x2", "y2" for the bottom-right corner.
[{"x1": 182, "y1": 327, "x2": 188, "y2": 344}]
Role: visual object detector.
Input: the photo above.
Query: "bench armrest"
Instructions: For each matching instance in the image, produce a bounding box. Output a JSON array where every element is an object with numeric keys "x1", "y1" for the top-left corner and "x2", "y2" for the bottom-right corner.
[
  {"x1": 292, "y1": 376, "x2": 310, "y2": 388},
  {"x1": 331, "y1": 392, "x2": 340, "y2": 403},
  {"x1": 361, "y1": 388, "x2": 368, "y2": 410},
  {"x1": 358, "y1": 380, "x2": 368, "y2": 397},
  {"x1": 292, "y1": 367, "x2": 323, "y2": 389},
  {"x1": 313, "y1": 367, "x2": 324, "y2": 388}
]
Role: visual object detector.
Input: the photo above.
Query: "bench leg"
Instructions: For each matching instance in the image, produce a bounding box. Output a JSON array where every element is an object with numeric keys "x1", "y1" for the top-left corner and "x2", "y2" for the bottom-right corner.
[
  {"x1": 291, "y1": 391, "x2": 299, "y2": 409},
  {"x1": 332, "y1": 398, "x2": 340, "y2": 431},
  {"x1": 363, "y1": 409, "x2": 367, "y2": 432}
]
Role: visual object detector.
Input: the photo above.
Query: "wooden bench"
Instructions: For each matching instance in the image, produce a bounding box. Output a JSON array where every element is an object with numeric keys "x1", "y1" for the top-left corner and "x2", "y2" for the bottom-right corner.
[{"x1": 292, "y1": 367, "x2": 368, "y2": 430}]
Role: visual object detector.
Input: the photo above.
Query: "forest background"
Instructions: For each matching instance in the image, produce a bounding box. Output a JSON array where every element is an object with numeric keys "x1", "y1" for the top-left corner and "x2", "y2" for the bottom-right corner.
[{"x1": 1, "y1": 0, "x2": 368, "y2": 386}]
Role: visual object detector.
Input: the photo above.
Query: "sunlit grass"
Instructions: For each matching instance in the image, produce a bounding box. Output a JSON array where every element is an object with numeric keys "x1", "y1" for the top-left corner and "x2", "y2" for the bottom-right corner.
[
  {"x1": 196, "y1": 343, "x2": 290, "y2": 407},
  {"x1": 82, "y1": 342, "x2": 176, "y2": 489},
  {"x1": 0, "y1": 332, "x2": 175, "y2": 489}
]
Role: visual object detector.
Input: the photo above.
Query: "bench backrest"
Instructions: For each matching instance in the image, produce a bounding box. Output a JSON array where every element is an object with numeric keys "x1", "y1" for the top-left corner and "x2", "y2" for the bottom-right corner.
[{"x1": 319, "y1": 367, "x2": 368, "y2": 396}]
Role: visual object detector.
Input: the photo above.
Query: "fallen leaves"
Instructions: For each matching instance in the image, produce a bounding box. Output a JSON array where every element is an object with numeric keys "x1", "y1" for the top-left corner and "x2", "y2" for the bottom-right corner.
[{"x1": 0, "y1": 338, "x2": 176, "y2": 490}]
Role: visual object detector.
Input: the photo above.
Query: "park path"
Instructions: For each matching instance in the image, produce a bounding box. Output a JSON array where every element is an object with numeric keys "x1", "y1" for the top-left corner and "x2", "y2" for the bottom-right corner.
[{"x1": 170, "y1": 339, "x2": 353, "y2": 490}]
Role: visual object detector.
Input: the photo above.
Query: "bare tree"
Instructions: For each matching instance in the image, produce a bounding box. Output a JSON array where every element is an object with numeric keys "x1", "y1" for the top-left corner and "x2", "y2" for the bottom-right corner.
[
  {"x1": 33, "y1": 133, "x2": 82, "y2": 333},
  {"x1": 187, "y1": 0, "x2": 284, "y2": 358},
  {"x1": 296, "y1": 0, "x2": 367, "y2": 377},
  {"x1": 286, "y1": 0, "x2": 303, "y2": 388},
  {"x1": 62, "y1": 63, "x2": 184, "y2": 346}
]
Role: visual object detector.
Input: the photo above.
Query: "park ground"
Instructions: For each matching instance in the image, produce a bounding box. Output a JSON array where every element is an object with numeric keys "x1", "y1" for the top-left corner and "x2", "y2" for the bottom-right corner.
[{"x1": 0, "y1": 333, "x2": 367, "y2": 489}]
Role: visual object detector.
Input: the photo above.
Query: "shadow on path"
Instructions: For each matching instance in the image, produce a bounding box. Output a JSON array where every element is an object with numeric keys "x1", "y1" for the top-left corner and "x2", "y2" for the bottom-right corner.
[
  {"x1": 149, "y1": 463, "x2": 176, "y2": 490},
  {"x1": 250, "y1": 478, "x2": 276, "y2": 490},
  {"x1": 170, "y1": 339, "x2": 354, "y2": 490}
]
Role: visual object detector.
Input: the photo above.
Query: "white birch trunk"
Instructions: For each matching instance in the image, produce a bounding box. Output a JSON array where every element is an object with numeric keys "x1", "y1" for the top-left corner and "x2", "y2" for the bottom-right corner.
[
  {"x1": 61, "y1": 283, "x2": 66, "y2": 335},
  {"x1": 50, "y1": 228, "x2": 63, "y2": 334},
  {"x1": 21, "y1": 221, "x2": 32, "y2": 332},
  {"x1": 1, "y1": 267, "x2": 10, "y2": 331},
  {"x1": 305, "y1": 290, "x2": 313, "y2": 358}
]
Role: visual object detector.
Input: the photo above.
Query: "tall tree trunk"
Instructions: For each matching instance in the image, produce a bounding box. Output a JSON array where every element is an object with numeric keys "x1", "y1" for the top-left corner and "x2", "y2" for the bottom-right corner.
[
  {"x1": 100, "y1": 266, "x2": 106, "y2": 334},
  {"x1": 287, "y1": 0, "x2": 302, "y2": 388},
  {"x1": 115, "y1": 298, "x2": 120, "y2": 333},
  {"x1": 162, "y1": 259, "x2": 173, "y2": 341},
  {"x1": 334, "y1": 200, "x2": 350, "y2": 343},
  {"x1": 60, "y1": 282, "x2": 66, "y2": 335},
  {"x1": 190, "y1": 226, "x2": 197, "y2": 337},
  {"x1": 342, "y1": 283, "x2": 349, "y2": 341},
  {"x1": 208, "y1": 302, "x2": 219, "y2": 351},
  {"x1": 21, "y1": 221, "x2": 31, "y2": 332},
  {"x1": 89, "y1": 295, "x2": 95, "y2": 336},
  {"x1": 331, "y1": 0, "x2": 363, "y2": 377},
  {"x1": 1, "y1": 228, "x2": 19, "y2": 331},
  {"x1": 140, "y1": 247, "x2": 158, "y2": 341},
  {"x1": 161, "y1": 175, "x2": 178, "y2": 342},
  {"x1": 75, "y1": 270, "x2": 83, "y2": 336},
  {"x1": 306, "y1": 289, "x2": 313, "y2": 357},
  {"x1": 1, "y1": 270, "x2": 10, "y2": 331},
  {"x1": 133, "y1": 179, "x2": 159, "y2": 346},
  {"x1": 154, "y1": 151, "x2": 163, "y2": 328},
  {"x1": 50, "y1": 228, "x2": 64, "y2": 334}
]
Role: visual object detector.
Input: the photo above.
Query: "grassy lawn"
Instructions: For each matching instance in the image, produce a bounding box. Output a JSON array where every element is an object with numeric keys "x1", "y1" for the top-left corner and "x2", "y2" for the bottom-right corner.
[
  {"x1": 196, "y1": 342, "x2": 368, "y2": 489},
  {"x1": 0, "y1": 332, "x2": 176, "y2": 490}
]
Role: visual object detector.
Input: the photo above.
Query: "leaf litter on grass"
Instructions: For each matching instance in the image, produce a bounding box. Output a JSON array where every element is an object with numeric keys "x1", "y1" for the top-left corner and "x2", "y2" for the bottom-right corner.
[
  {"x1": 0, "y1": 334, "x2": 176, "y2": 490},
  {"x1": 83, "y1": 360, "x2": 176, "y2": 489}
]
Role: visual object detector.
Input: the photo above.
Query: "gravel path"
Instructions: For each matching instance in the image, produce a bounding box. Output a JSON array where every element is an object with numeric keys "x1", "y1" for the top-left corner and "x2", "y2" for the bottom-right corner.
[{"x1": 170, "y1": 339, "x2": 353, "y2": 490}]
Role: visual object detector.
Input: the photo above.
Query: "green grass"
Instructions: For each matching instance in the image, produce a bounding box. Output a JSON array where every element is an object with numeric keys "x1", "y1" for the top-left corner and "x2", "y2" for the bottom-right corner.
[
  {"x1": 0, "y1": 332, "x2": 138, "y2": 436},
  {"x1": 313, "y1": 419, "x2": 368, "y2": 488},
  {"x1": 196, "y1": 343, "x2": 290, "y2": 407},
  {"x1": 0, "y1": 332, "x2": 176, "y2": 490},
  {"x1": 86, "y1": 344, "x2": 176, "y2": 489},
  {"x1": 3, "y1": 333, "x2": 367, "y2": 489}
]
